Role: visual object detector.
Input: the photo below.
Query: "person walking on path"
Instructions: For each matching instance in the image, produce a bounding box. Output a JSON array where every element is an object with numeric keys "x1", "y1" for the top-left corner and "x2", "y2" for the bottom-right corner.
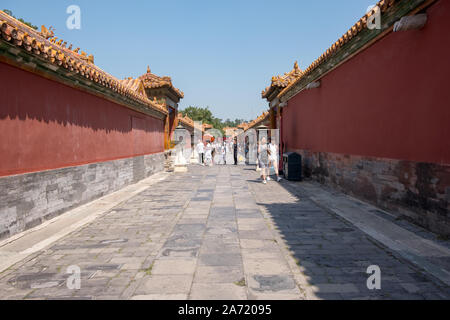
[
  {"x1": 213, "y1": 141, "x2": 222, "y2": 165},
  {"x1": 233, "y1": 138, "x2": 238, "y2": 165},
  {"x1": 258, "y1": 137, "x2": 269, "y2": 184},
  {"x1": 222, "y1": 142, "x2": 226, "y2": 165},
  {"x1": 205, "y1": 141, "x2": 213, "y2": 166},
  {"x1": 211, "y1": 141, "x2": 216, "y2": 165},
  {"x1": 268, "y1": 138, "x2": 282, "y2": 182},
  {"x1": 196, "y1": 139, "x2": 205, "y2": 166}
]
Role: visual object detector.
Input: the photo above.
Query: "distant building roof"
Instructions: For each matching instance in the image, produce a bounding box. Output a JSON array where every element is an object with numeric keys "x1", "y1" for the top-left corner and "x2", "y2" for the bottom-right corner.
[
  {"x1": 237, "y1": 123, "x2": 249, "y2": 131},
  {"x1": 177, "y1": 113, "x2": 195, "y2": 129},
  {"x1": 262, "y1": 61, "x2": 303, "y2": 100},
  {"x1": 245, "y1": 111, "x2": 270, "y2": 131},
  {"x1": 223, "y1": 127, "x2": 238, "y2": 131},
  {"x1": 139, "y1": 66, "x2": 184, "y2": 100}
]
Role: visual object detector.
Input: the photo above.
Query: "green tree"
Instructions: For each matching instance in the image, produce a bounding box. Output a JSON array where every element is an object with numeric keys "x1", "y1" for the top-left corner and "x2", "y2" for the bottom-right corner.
[
  {"x1": 180, "y1": 106, "x2": 215, "y2": 124},
  {"x1": 179, "y1": 106, "x2": 248, "y2": 135},
  {"x1": 223, "y1": 118, "x2": 246, "y2": 128},
  {"x1": 3, "y1": 9, "x2": 38, "y2": 30}
]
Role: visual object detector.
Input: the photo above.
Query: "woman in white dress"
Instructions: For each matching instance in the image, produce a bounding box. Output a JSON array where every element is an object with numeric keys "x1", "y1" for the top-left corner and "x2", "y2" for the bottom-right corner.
[
  {"x1": 221, "y1": 143, "x2": 226, "y2": 165},
  {"x1": 268, "y1": 139, "x2": 282, "y2": 182},
  {"x1": 213, "y1": 142, "x2": 222, "y2": 165},
  {"x1": 258, "y1": 137, "x2": 269, "y2": 184},
  {"x1": 205, "y1": 142, "x2": 213, "y2": 166}
]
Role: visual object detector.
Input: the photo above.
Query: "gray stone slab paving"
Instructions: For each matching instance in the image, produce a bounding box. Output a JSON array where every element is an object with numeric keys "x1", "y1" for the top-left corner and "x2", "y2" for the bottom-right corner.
[
  {"x1": 0, "y1": 165, "x2": 448, "y2": 300},
  {"x1": 243, "y1": 166, "x2": 450, "y2": 300}
]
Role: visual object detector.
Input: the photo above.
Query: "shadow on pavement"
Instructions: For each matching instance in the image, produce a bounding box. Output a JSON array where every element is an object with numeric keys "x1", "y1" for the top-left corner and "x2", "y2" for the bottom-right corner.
[{"x1": 250, "y1": 177, "x2": 450, "y2": 300}]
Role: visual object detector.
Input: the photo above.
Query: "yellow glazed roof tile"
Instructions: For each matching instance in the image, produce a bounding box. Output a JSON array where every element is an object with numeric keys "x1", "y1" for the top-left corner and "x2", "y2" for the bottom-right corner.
[
  {"x1": 0, "y1": 10, "x2": 168, "y2": 115},
  {"x1": 139, "y1": 66, "x2": 184, "y2": 99},
  {"x1": 277, "y1": 0, "x2": 396, "y2": 99},
  {"x1": 262, "y1": 61, "x2": 303, "y2": 99}
]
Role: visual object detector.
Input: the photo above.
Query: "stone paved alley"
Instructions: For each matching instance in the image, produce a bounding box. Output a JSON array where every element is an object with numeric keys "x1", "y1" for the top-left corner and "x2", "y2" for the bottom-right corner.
[{"x1": 0, "y1": 166, "x2": 449, "y2": 300}]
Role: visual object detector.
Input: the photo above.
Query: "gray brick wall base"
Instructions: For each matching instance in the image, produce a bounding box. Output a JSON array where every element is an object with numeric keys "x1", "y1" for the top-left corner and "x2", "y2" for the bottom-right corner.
[
  {"x1": 290, "y1": 149, "x2": 450, "y2": 236},
  {"x1": 0, "y1": 153, "x2": 165, "y2": 240}
]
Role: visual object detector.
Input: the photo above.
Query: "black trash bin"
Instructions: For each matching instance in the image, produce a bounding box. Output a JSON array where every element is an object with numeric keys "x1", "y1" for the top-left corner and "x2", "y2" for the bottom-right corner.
[{"x1": 283, "y1": 152, "x2": 302, "y2": 181}]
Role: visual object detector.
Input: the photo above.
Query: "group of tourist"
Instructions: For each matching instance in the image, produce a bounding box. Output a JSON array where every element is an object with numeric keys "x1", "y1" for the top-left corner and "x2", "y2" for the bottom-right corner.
[
  {"x1": 195, "y1": 137, "x2": 282, "y2": 184},
  {"x1": 258, "y1": 136, "x2": 282, "y2": 184},
  {"x1": 196, "y1": 139, "x2": 236, "y2": 166}
]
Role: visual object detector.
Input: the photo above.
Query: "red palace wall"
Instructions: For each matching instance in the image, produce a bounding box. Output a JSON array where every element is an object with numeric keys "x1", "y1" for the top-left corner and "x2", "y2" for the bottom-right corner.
[
  {"x1": 282, "y1": 0, "x2": 450, "y2": 165},
  {"x1": 281, "y1": 0, "x2": 450, "y2": 235},
  {"x1": 0, "y1": 62, "x2": 164, "y2": 177}
]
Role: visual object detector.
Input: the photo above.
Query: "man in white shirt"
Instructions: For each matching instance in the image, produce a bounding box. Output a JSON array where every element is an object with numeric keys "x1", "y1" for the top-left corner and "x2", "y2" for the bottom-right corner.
[{"x1": 196, "y1": 140, "x2": 205, "y2": 165}]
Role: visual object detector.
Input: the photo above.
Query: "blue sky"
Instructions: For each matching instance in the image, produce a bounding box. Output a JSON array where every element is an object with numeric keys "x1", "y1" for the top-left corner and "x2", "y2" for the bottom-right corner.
[{"x1": 3, "y1": 0, "x2": 375, "y2": 121}]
